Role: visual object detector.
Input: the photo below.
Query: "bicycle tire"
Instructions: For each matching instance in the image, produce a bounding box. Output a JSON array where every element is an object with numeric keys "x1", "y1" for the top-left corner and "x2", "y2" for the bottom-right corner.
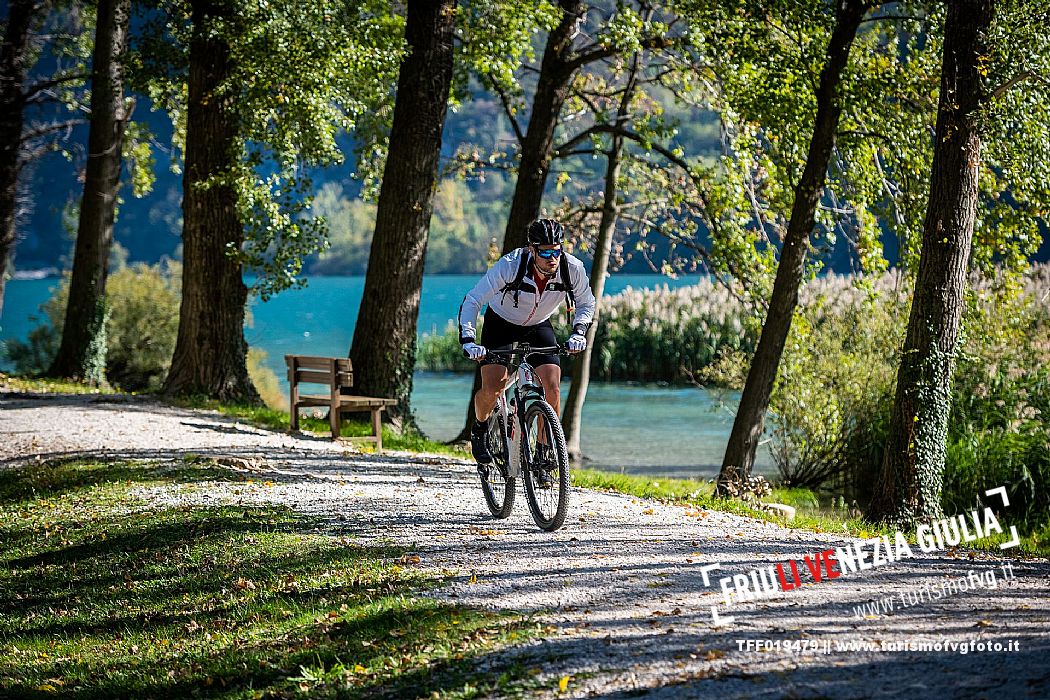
[
  {"x1": 479, "y1": 414, "x2": 515, "y2": 519},
  {"x1": 521, "y1": 400, "x2": 570, "y2": 531}
]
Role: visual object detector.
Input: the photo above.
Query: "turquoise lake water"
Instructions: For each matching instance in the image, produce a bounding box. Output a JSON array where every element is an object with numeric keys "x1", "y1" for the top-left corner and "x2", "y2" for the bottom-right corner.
[{"x1": 1, "y1": 274, "x2": 774, "y2": 477}]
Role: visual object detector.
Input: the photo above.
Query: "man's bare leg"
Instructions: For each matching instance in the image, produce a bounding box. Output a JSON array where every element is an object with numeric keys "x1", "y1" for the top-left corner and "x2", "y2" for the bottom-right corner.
[
  {"x1": 474, "y1": 364, "x2": 509, "y2": 423},
  {"x1": 536, "y1": 363, "x2": 562, "y2": 414},
  {"x1": 534, "y1": 363, "x2": 562, "y2": 448}
]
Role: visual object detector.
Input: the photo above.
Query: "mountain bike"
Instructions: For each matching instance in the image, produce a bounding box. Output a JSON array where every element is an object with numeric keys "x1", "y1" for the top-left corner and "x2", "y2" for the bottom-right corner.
[{"x1": 473, "y1": 343, "x2": 571, "y2": 532}]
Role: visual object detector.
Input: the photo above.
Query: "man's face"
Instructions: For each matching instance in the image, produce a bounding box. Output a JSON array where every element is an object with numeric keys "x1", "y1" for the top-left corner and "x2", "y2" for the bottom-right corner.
[{"x1": 531, "y1": 244, "x2": 561, "y2": 275}]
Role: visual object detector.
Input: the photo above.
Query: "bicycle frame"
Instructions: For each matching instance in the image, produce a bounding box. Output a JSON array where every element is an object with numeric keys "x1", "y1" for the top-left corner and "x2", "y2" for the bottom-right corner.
[{"x1": 487, "y1": 345, "x2": 554, "y2": 479}]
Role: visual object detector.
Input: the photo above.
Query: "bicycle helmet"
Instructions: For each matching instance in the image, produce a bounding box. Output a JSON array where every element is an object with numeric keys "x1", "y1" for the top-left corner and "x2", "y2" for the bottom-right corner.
[{"x1": 527, "y1": 219, "x2": 565, "y2": 246}]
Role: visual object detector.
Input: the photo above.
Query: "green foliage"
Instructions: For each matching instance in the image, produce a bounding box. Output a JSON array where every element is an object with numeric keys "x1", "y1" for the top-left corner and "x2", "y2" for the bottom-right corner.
[
  {"x1": 417, "y1": 322, "x2": 478, "y2": 373},
  {"x1": 15, "y1": 1, "x2": 94, "y2": 165},
  {"x1": 121, "y1": 121, "x2": 158, "y2": 199},
  {"x1": 679, "y1": 2, "x2": 942, "y2": 284},
  {"x1": 769, "y1": 273, "x2": 906, "y2": 489},
  {"x1": 3, "y1": 312, "x2": 61, "y2": 381},
  {"x1": 973, "y1": 1, "x2": 1050, "y2": 274},
  {"x1": 80, "y1": 300, "x2": 109, "y2": 386},
  {"x1": 455, "y1": 0, "x2": 559, "y2": 104},
  {"x1": 3, "y1": 263, "x2": 181, "y2": 392},
  {"x1": 762, "y1": 264, "x2": 1050, "y2": 536},
  {"x1": 304, "y1": 183, "x2": 376, "y2": 274},
  {"x1": 133, "y1": 0, "x2": 404, "y2": 300},
  {"x1": 941, "y1": 267, "x2": 1050, "y2": 530},
  {"x1": 674, "y1": 1, "x2": 1048, "y2": 283}
]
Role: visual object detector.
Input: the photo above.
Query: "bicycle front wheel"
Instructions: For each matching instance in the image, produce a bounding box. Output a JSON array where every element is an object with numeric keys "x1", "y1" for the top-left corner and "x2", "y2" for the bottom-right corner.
[
  {"x1": 479, "y1": 413, "x2": 515, "y2": 519},
  {"x1": 521, "y1": 401, "x2": 570, "y2": 531}
]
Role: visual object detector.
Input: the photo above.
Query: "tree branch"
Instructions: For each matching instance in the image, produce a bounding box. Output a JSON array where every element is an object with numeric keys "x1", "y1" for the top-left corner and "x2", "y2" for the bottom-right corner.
[
  {"x1": 556, "y1": 148, "x2": 606, "y2": 158},
  {"x1": 487, "y1": 73, "x2": 525, "y2": 146},
  {"x1": 557, "y1": 123, "x2": 694, "y2": 173},
  {"x1": 564, "y1": 34, "x2": 682, "y2": 74},
  {"x1": 837, "y1": 129, "x2": 896, "y2": 145},
  {"x1": 20, "y1": 119, "x2": 84, "y2": 143},
  {"x1": 988, "y1": 70, "x2": 1050, "y2": 102},
  {"x1": 860, "y1": 14, "x2": 926, "y2": 24},
  {"x1": 23, "y1": 71, "x2": 89, "y2": 99},
  {"x1": 555, "y1": 124, "x2": 602, "y2": 156},
  {"x1": 570, "y1": 88, "x2": 606, "y2": 119}
]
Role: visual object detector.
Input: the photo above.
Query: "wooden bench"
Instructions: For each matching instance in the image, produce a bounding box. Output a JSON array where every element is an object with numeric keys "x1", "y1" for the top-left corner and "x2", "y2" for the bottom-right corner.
[{"x1": 285, "y1": 354, "x2": 397, "y2": 450}]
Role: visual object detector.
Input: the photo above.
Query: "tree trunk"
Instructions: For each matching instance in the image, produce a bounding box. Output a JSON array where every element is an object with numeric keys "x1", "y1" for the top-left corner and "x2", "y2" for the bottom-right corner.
[
  {"x1": 499, "y1": 0, "x2": 583, "y2": 254},
  {"x1": 163, "y1": 0, "x2": 259, "y2": 403},
  {"x1": 348, "y1": 0, "x2": 456, "y2": 425},
  {"x1": 452, "y1": 0, "x2": 583, "y2": 443},
  {"x1": 562, "y1": 138, "x2": 622, "y2": 461},
  {"x1": 717, "y1": 0, "x2": 868, "y2": 495},
  {"x1": 48, "y1": 0, "x2": 131, "y2": 383},
  {"x1": 563, "y1": 43, "x2": 642, "y2": 461},
  {"x1": 869, "y1": 0, "x2": 993, "y2": 524},
  {"x1": 0, "y1": 0, "x2": 38, "y2": 318}
]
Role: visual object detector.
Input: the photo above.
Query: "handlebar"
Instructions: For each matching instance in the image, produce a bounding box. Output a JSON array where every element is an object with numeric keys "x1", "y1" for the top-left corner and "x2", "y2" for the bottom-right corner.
[{"x1": 462, "y1": 343, "x2": 575, "y2": 361}]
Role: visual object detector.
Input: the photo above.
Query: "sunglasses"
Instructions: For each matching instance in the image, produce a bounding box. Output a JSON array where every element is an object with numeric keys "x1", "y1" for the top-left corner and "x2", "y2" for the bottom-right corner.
[{"x1": 534, "y1": 247, "x2": 562, "y2": 259}]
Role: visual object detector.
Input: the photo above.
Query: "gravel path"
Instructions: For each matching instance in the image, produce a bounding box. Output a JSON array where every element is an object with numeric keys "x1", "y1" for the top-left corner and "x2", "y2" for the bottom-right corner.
[{"x1": 2, "y1": 391, "x2": 1049, "y2": 698}]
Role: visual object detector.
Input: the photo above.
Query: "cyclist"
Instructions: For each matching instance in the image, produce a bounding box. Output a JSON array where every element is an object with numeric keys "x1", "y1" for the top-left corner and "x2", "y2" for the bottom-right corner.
[{"x1": 459, "y1": 218, "x2": 596, "y2": 467}]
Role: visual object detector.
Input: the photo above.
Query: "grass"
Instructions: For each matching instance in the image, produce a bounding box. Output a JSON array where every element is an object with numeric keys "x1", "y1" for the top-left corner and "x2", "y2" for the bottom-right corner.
[
  {"x1": 0, "y1": 458, "x2": 539, "y2": 699},
  {"x1": 0, "y1": 371, "x2": 116, "y2": 395},
  {"x1": 571, "y1": 469, "x2": 1049, "y2": 557}
]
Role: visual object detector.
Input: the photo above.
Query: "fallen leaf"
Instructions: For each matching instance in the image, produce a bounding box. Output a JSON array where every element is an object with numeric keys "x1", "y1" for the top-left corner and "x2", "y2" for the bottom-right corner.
[{"x1": 558, "y1": 675, "x2": 571, "y2": 692}]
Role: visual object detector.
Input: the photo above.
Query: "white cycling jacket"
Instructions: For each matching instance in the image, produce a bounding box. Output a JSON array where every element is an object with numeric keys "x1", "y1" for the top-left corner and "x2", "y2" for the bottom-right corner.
[{"x1": 458, "y1": 247, "x2": 596, "y2": 341}]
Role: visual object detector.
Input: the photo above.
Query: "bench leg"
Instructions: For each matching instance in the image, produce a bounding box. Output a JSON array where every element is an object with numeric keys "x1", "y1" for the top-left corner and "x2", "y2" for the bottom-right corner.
[
  {"x1": 330, "y1": 404, "x2": 340, "y2": 438},
  {"x1": 372, "y1": 408, "x2": 383, "y2": 452},
  {"x1": 290, "y1": 406, "x2": 298, "y2": 431}
]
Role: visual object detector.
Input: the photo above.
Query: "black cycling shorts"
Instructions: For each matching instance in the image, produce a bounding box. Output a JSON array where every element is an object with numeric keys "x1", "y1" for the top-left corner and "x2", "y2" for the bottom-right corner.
[{"x1": 479, "y1": 308, "x2": 560, "y2": 368}]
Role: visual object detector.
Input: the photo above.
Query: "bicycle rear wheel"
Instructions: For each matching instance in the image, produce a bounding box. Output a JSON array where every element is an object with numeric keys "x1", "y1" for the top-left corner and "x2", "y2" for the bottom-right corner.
[
  {"x1": 521, "y1": 400, "x2": 570, "y2": 531},
  {"x1": 479, "y1": 413, "x2": 515, "y2": 518}
]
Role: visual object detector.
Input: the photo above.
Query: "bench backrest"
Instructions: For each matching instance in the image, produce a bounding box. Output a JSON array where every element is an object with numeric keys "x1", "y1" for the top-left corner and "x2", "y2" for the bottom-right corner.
[{"x1": 285, "y1": 355, "x2": 353, "y2": 389}]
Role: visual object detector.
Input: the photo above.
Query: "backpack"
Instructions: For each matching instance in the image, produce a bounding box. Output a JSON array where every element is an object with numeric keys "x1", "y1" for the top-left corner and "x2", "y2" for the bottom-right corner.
[{"x1": 499, "y1": 248, "x2": 576, "y2": 316}]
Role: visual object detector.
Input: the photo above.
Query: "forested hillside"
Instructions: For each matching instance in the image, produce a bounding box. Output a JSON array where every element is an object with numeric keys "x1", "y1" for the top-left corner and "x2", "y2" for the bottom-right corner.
[
  {"x1": 19, "y1": 92, "x2": 721, "y2": 273},
  {"x1": 27, "y1": 79, "x2": 1045, "y2": 275}
]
